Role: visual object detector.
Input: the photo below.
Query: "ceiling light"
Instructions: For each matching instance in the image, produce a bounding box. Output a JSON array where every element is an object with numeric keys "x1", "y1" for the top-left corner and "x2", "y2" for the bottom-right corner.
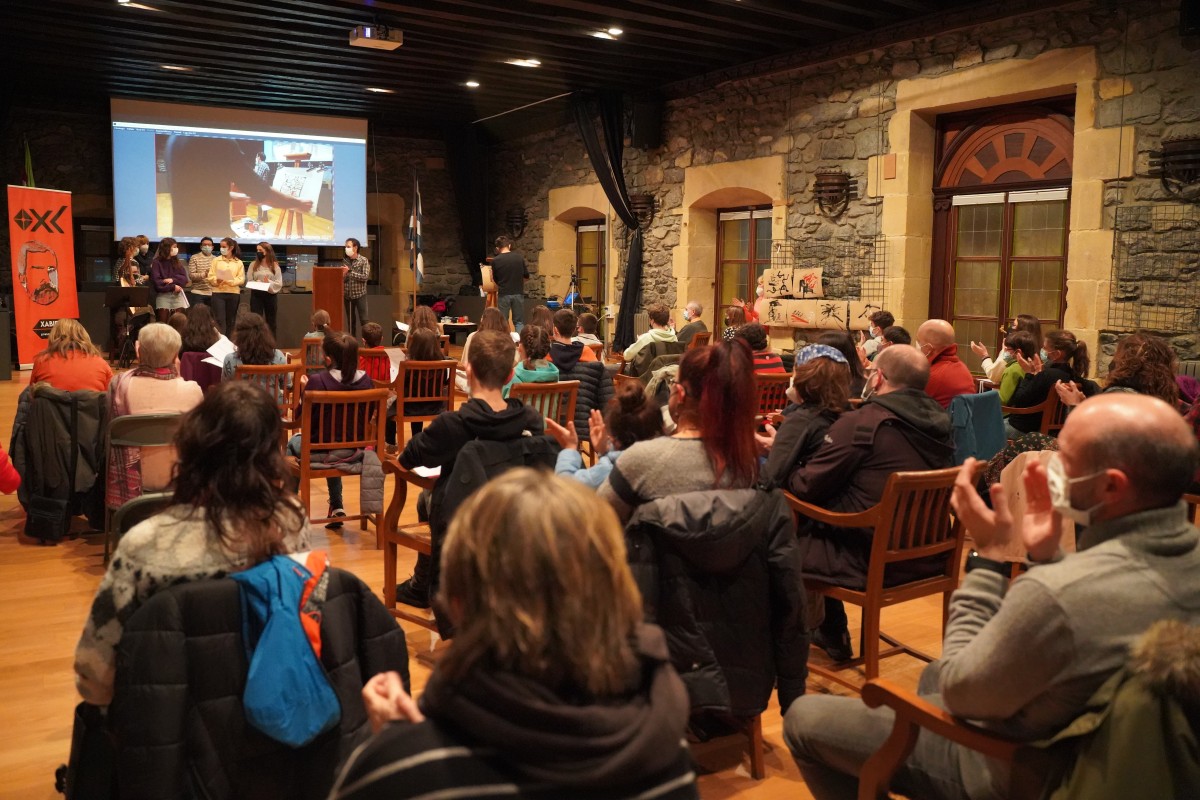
[
  {"x1": 119, "y1": 1, "x2": 163, "y2": 9},
  {"x1": 505, "y1": 58, "x2": 541, "y2": 68},
  {"x1": 365, "y1": 87, "x2": 394, "y2": 93},
  {"x1": 591, "y1": 31, "x2": 614, "y2": 40},
  {"x1": 465, "y1": 80, "x2": 480, "y2": 88},
  {"x1": 160, "y1": 64, "x2": 193, "y2": 72},
  {"x1": 607, "y1": 27, "x2": 623, "y2": 36}
]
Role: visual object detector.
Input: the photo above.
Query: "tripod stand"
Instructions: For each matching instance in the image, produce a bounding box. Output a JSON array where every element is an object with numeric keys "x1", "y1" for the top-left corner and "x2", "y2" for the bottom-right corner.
[{"x1": 564, "y1": 271, "x2": 580, "y2": 311}]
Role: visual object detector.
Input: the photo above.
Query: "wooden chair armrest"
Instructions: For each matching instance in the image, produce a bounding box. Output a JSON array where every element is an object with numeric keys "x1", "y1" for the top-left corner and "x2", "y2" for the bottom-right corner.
[
  {"x1": 382, "y1": 457, "x2": 437, "y2": 490},
  {"x1": 783, "y1": 491, "x2": 879, "y2": 529},
  {"x1": 862, "y1": 679, "x2": 1022, "y2": 760},
  {"x1": 1000, "y1": 402, "x2": 1043, "y2": 416}
]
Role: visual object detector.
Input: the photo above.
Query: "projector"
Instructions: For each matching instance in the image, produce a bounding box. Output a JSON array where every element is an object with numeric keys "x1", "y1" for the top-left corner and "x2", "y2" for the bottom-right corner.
[{"x1": 349, "y1": 25, "x2": 403, "y2": 51}]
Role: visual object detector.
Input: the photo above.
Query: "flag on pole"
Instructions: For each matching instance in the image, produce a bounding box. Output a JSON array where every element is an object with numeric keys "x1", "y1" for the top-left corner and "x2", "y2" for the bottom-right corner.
[
  {"x1": 407, "y1": 177, "x2": 423, "y2": 286},
  {"x1": 22, "y1": 136, "x2": 35, "y2": 188}
]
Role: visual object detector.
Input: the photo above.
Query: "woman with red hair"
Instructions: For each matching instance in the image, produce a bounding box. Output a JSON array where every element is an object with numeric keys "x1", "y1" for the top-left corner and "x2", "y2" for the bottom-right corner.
[{"x1": 600, "y1": 340, "x2": 758, "y2": 523}]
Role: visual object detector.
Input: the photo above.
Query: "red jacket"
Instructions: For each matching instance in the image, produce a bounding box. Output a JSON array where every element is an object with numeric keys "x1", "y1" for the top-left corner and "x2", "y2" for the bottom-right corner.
[
  {"x1": 925, "y1": 344, "x2": 975, "y2": 409},
  {"x1": 0, "y1": 443, "x2": 20, "y2": 494}
]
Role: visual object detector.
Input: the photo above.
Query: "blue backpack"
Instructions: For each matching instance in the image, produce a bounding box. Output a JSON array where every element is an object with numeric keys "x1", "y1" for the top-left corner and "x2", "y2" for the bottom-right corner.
[{"x1": 230, "y1": 552, "x2": 341, "y2": 747}]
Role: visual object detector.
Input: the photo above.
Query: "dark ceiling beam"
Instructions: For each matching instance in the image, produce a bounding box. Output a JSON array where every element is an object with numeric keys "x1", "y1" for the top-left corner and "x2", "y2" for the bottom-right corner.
[{"x1": 617, "y1": 0, "x2": 868, "y2": 35}]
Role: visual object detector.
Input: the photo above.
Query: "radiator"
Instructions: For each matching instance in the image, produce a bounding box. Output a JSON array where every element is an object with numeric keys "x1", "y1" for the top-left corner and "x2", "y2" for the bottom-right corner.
[{"x1": 634, "y1": 311, "x2": 650, "y2": 337}]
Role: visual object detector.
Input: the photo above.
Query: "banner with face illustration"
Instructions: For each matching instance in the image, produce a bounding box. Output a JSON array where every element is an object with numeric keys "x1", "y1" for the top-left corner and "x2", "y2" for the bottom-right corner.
[{"x1": 8, "y1": 185, "x2": 78, "y2": 365}]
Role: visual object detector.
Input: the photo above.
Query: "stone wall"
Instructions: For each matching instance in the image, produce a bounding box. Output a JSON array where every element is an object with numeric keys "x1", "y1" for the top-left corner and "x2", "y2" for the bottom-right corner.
[{"x1": 487, "y1": 0, "x2": 1200, "y2": 362}]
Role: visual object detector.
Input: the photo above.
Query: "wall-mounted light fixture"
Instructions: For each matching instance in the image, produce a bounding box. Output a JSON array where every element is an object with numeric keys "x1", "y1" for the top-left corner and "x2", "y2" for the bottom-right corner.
[
  {"x1": 505, "y1": 206, "x2": 528, "y2": 239},
  {"x1": 814, "y1": 168, "x2": 858, "y2": 217},
  {"x1": 628, "y1": 193, "x2": 657, "y2": 227},
  {"x1": 1149, "y1": 136, "x2": 1200, "y2": 203}
]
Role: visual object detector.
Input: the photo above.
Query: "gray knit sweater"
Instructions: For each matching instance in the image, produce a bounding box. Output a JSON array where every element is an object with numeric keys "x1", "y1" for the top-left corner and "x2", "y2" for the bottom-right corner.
[{"x1": 599, "y1": 437, "x2": 715, "y2": 523}]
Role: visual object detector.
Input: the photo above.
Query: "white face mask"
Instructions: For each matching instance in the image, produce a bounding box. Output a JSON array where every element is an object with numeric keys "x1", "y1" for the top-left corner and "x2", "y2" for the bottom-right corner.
[
  {"x1": 200, "y1": 245, "x2": 213, "y2": 255},
  {"x1": 1045, "y1": 453, "x2": 1105, "y2": 527},
  {"x1": 756, "y1": 285, "x2": 764, "y2": 298},
  {"x1": 170, "y1": 246, "x2": 179, "y2": 257},
  {"x1": 220, "y1": 246, "x2": 230, "y2": 257},
  {"x1": 861, "y1": 371, "x2": 881, "y2": 402},
  {"x1": 345, "y1": 247, "x2": 355, "y2": 257},
  {"x1": 682, "y1": 309, "x2": 691, "y2": 321},
  {"x1": 786, "y1": 376, "x2": 801, "y2": 406}
]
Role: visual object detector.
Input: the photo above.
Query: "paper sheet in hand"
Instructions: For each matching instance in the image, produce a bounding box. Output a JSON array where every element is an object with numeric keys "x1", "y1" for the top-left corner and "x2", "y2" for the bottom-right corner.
[
  {"x1": 412, "y1": 466, "x2": 441, "y2": 479},
  {"x1": 245, "y1": 280, "x2": 272, "y2": 292},
  {"x1": 178, "y1": 291, "x2": 190, "y2": 309},
  {"x1": 207, "y1": 336, "x2": 236, "y2": 363},
  {"x1": 510, "y1": 331, "x2": 521, "y2": 342},
  {"x1": 395, "y1": 321, "x2": 410, "y2": 332},
  {"x1": 385, "y1": 347, "x2": 406, "y2": 382},
  {"x1": 201, "y1": 356, "x2": 224, "y2": 368}
]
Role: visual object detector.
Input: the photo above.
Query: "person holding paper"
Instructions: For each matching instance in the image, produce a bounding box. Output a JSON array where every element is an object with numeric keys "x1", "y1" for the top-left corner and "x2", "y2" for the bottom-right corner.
[
  {"x1": 247, "y1": 242, "x2": 283, "y2": 336},
  {"x1": 207, "y1": 238, "x2": 245, "y2": 334},
  {"x1": 150, "y1": 237, "x2": 189, "y2": 323},
  {"x1": 221, "y1": 312, "x2": 287, "y2": 381}
]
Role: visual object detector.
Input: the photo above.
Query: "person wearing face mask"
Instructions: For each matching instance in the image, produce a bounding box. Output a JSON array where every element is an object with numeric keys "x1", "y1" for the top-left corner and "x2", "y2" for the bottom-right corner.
[
  {"x1": 186, "y1": 237, "x2": 215, "y2": 307},
  {"x1": 785, "y1": 393, "x2": 1200, "y2": 800},
  {"x1": 857, "y1": 309, "x2": 894, "y2": 362},
  {"x1": 149, "y1": 236, "x2": 189, "y2": 323},
  {"x1": 342, "y1": 237, "x2": 371, "y2": 337},
  {"x1": 134, "y1": 234, "x2": 153, "y2": 273},
  {"x1": 247, "y1": 241, "x2": 283, "y2": 336},
  {"x1": 785, "y1": 345, "x2": 955, "y2": 662},
  {"x1": 207, "y1": 238, "x2": 245, "y2": 334},
  {"x1": 675, "y1": 300, "x2": 707, "y2": 346},
  {"x1": 917, "y1": 318, "x2": 976, "y2": 409},
  {"x1": 730, "y1": 276, "x2": 764, "y2": 324}
]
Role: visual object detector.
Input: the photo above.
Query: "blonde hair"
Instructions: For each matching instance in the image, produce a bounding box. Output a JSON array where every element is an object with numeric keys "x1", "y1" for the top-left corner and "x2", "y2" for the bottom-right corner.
[
  {"x1": 436, "y1": 469, "x2": 643, "y2": 697},
  {"x1": 39, "y1": 318, "x2": 100, "y2": 360}
]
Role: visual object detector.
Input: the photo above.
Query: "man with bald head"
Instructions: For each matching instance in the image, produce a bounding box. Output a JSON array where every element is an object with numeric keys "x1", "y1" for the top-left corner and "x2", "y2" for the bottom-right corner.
[
  {"x1": 918, "y1": 318, "x2": 976, "y2": 409},
  {"x1": 785, "y1": 393, "x2": 1200, "y2": 800},
  {"x1": 786, "y1": 344, "x2": 955, "y2": 660}
]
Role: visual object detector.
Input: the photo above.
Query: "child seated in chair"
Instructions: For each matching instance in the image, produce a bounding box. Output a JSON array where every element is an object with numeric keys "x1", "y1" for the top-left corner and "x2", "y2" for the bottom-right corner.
[
  {"x1": 502, "y1": 324, "x2": 559, "y2": 399},
  {"x1": 387, "y1": 327, "x2": 446, "y2": 446},
  {"x1": 287, "y1": 331, "x2": 374, "y2": 530},
  {"x1": 393, "y1": 329, "x2": 544, "y2": 609}
]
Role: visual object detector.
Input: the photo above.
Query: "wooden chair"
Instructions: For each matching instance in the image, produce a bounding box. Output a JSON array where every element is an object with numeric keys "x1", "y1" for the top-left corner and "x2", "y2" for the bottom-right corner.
[
  {"x1": 380, "y1": 457, "x2": 440, "y2": 636},
  {"x1": 857, "y1": 678, "x2": 1021, "y2": 800},
  {"x1": 104, "y1": 412, "x2": 185, "y2": 561},
  {"x1": 613, "y1": 372, "x2": 640, "y2": 391},
  {"x1": 1186, "y1": 493, "x2": 1200, "y2": 525},
  {"x1": 359, "y1": 347, "x2": 393, "y2": 388},
  {"x1": 784, "y1": 466, "x2": 966, "y2": 692},
  {"x1": 287, "y1": 388, "x2": 388, "y2": 528},
  {"x1": 233, "y1": 362, "x2": 303, "y2": 441},
  {"x1": 438, "y1": 334, "x2": 450, "y2": 356},
  {"x1": 1001, "y1": 391, "x2": 1066, "y2": 436},
  {"x1": 754, "y1": 372, "x2": 792, "y2": 422},
  {"x1": 585, "y1": 342, "x2": 604, "y2": 360},
  {"x1": 300, "y1": 336, "x2": 325, "y2": 376},
  {"x1": 687, "y1": 330, "x2": 712, "y2": 350},
  {"x1": 510, "y1": 380, "x2": 579, "y2": 428},
  {"x1": 394, "y1": 360, "x2": 456, "y2": 448}
]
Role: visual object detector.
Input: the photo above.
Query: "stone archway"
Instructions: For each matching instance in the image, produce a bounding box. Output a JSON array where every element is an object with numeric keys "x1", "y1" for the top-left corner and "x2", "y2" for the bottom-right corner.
[{"x1": 540, "y1": 185, "x2": 617, "y2": 307}]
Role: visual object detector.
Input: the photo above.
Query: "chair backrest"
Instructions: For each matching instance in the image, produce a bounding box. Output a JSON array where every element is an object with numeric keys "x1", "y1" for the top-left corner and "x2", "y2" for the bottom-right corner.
[
  {"x1": 613, "y1": 372, "x2": 640, "y2": 390},
  {"x1": 755, "y1": 373, "x2": 792, "y2": 420},
  {"x1": 301, "y1": 336, "x2": 325, "y2": 375},
  {"x1": 688, "y1": 330, "x2": 712, "y2": 350},
  {"x1": 359, "y1": 347, "x2": 392, "y2": 387},
  {"x1": 585, "y1": 342, "x2": 604, "y2": 359},
  {"x1": 864, "y1": 467, "x2": 964, "y2": 586},
  {"x1": 112, "y1": 492, "x2": 174, "y2": 537},
  {"x1": 948, "y1": 390, "x2": 1006, "y2": 465},
  {"x1": 234, "y1": 362, "x2": 303, "y2": 422},
  {"x1": 298, "y1": 389, "x2": 388, "y2": 457},
  {"x1": 1186, "y1": 493, "x2": 1200, "y2": 525},
  {"x1": 630, "y1": 340, "x2": 686, "y2": 378},
  {"x1": 109, "y1": 412, "x2": 185, "y2": 449},
  {"x1": 109, "y1": 412, "x2": 186, "y2": 495},
  {"x1": 1003, "y1": 391, "x2": 1065, "y2": 437},
  {"x1": 510, "y1": 380, "x2": 580, "y2": 427},
  {"x1": 438, "y1": 334, "x2": 450, "y2": 356},
  {"x1": 395, "y1": 359, "x2": 456, "y2": 411}
]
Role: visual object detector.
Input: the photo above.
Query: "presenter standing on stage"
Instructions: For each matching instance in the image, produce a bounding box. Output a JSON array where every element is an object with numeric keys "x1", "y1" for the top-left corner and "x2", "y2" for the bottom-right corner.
[
  {"x1": 342, "y1": 237, "x2": 370, "y2": 336},
  {"x1": 150, "y1": 237, "x2": 188, "y2": 323},
  {"x1": 248, "y1": 242, "x2": 282, "y2": 336},
  {"x1": 134, "y1": 234, "x2": 152, "y2": 274},
  {"x1": 208, "y1": 238, "x2": 245, "y2": 334},
  {"x1": 492, "y1": 234, "x2": 527, "y2": 332}
]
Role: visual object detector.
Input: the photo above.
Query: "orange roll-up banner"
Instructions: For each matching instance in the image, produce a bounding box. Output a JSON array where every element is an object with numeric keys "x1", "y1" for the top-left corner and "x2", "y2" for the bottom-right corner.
[{"x1": 7, "y1": 186, "x2": 78, "y2": 366}]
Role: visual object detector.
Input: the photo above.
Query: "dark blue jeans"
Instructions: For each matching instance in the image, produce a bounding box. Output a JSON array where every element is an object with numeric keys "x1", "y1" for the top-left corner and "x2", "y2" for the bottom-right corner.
[{"x1": 498, "y1": 293, "x2": 524, "y2": 331}]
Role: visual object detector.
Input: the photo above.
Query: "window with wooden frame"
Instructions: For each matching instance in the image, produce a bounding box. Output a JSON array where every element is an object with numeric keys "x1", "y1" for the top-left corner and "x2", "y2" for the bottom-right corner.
[
  {"x1": 574, "y1": 220, "x2": 606, "y2": 306},
  {"x1": 716, "y1": 206, "x2": 772, "y2": 322}
]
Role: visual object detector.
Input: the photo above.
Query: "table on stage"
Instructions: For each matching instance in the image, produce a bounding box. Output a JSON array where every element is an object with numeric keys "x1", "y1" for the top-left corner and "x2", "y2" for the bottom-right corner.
[{"x1": 442, "y1": 322, "x2": 477, "y2": 345}]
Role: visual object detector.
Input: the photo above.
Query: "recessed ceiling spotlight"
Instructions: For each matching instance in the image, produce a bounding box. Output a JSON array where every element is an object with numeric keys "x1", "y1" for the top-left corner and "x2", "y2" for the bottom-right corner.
[
  {"x1": 365, "y1": 87, "x2": 395, "y2": 93},
  {"x1": 505, "y1": 58, "x2": 541, "y2": 68},
  {"x1": 465, "y1": 80, "x2": 480, "y2": 88},
  {"x1": 160, "y1": 64, "x2": 193, "y2": 72},
  {"x1": 591, "y1": 31, "x2": 614, "y2": 40},
  {"x1": 607, "y1": 27, "x2": 623, "y2": 36}
]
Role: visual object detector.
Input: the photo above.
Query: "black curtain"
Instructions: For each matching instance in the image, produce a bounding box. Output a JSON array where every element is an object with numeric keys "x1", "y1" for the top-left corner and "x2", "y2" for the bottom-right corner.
[
  {"x1": 445, "y1": 125, "x2": 489, "y2": 287},
  {"x1": 571, "y1": 92, "x2": 643, "y2": 351}
]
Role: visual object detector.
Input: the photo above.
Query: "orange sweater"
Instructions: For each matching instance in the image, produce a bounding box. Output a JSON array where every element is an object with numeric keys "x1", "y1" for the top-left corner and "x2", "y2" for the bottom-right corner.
[{"x1": 30, "y1": 352, "x2": 113, "y2": 393}]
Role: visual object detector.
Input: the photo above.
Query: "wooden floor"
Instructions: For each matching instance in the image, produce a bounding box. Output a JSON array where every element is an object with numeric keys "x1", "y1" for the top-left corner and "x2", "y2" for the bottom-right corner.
[{"x1": 0, "y1": 367, "x2": 948, "y2": 799}]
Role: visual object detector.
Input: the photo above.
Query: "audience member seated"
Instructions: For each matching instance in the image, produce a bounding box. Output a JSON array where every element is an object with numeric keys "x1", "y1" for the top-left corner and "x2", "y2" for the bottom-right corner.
[
  {"x1": 731, "y1": 275, "x2": 764, "y2": 323},
  {"x1": 785, "y1": 393, "x2": 1200, "y2": 800},
  {"x1": 548, "y1": 380, "x2": 663, "y2": 488},
  {"x1": 332, "y1": 470, "x2": 698, "y2": 800},
  {"x1": 757, "y1": 344, "x2": 851, "y2": 489},
  {"x1": 305, "y1": 308, "x2": 333, "y2": 339},
  {"x1": 167, "y1": 311, "x2": 188, "y2": 336},
  {"x1": 393, "y1": 328, "x2": 446, "y2": 442},
  {"x1": 393, "y1": 330, "x2": 543, "y2": 610},
  {"x1": 502, "y1": 324, "x2": 559, "y2": 398},
  {"x1": 736, "y1": 322, "x2": 785, "y2": 373},
  {"x1": 859, "y1": 309, "x2": 894, "y2": 361},
  {"x1": 623, "y1": 302, "x2": 677, "y2": 364},
  {"x1": 178, "y1": 303, "x2": 221, "y2": 355},
  {"x1": 572, "y1": 311, "x2": 604, "y2": 353},
  {"x1": 1006, "y1": 329, "x2": 1093, "y2": 437},
  {"x1": 676, "y1": 300, "x2": 708, "y2": 346},
  {"x1": 997, "y1": 330, "x2": 1037, "y2": 405},
  {"x1": 600, "y1": 340, "x2": 758, "y2": 524},
  {"x1": 30, "y1": 318, "x2": 113, "y2": 392},
  {"x1": 526, "y1": 304, "x2": 554, "y2": 333},
  {"x1": 396, "y1": 305, "x2": 441, "y2": 346},
  {"x1": 1057, "y1": 331, "x2": 1180, "y2": 410},
  {"x1": 722, "y1": 305, "x2": 747, "y2": 341},
  {"x1": 787, "y1": 346, "x2": 955, "y2": 661},
  {"x1": 972, "y1": 313, "x2": 1044, "y2": 385},
  {"x1": 75, "y1": 381, "x2": 310, "y2": 706},
  {"x1": 106, "y1": 323, "x2": 203, "y2": 510},
  {"x1": 361, "y1": 320, "x2": 384, "y2": 350},
  {"x1": 287, "y1": 331, "x2": 374, "y2": 530},
  {"x1": 456, "y1": 306, "x2": 508, "y2": 395},
  {"x1": 881, "y1": 325, "x2": 912, "y2": 349},
  {"x1": 918, "y1": 319, "x2": 975, "y2": 409},
  {"x1": 221, "y1": 312, "x2": 287, "y2": 380},
  {"x1": 818, "y1": 330, "x2": 867, "y2": 398},
  {"x1": 548, "y1": 308, "x2": 597, "y2": 366}
]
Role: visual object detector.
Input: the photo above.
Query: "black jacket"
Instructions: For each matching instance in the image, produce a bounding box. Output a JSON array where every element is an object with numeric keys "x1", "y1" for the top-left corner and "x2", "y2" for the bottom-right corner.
[
  {"x1": 760, "y1": 402, "x2": 840, "y2": 491},
  {"x1": 1008, "y1": 361, "x2": 1096, "y2": 433},
  {"x1": 554, "y1": 359, "x2": 615, "y2": 445},
  {"x1": 110, "y1": 568, "x2": 409, "y2": 800},
  {"x1": 789, "y1": 388, "x2": 955, "y2": 587},
  {"x1": 625, "y1": 489, "x2": 809, "y2": 717}
]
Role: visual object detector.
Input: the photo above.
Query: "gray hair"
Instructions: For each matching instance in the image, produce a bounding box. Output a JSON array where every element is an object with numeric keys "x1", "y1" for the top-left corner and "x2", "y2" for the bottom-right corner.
[
  {"x1": 137, "y1": 323, "x2": 182, "y2": 368},
  {"x1": 686, "y1": 300, "x2": 703, "y2": 316}
]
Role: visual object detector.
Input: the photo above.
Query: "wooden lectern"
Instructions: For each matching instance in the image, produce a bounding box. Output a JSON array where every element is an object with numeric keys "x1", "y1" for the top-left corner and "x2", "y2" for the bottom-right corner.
[{"x1": 312, "y1": 266, "x2": 344, "y2": 331}]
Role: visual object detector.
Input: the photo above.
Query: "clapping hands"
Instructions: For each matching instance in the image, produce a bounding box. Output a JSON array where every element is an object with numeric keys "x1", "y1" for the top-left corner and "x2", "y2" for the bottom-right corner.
[{"x1": 362, "y1": 671, "x2": 423, "y2": 733}]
